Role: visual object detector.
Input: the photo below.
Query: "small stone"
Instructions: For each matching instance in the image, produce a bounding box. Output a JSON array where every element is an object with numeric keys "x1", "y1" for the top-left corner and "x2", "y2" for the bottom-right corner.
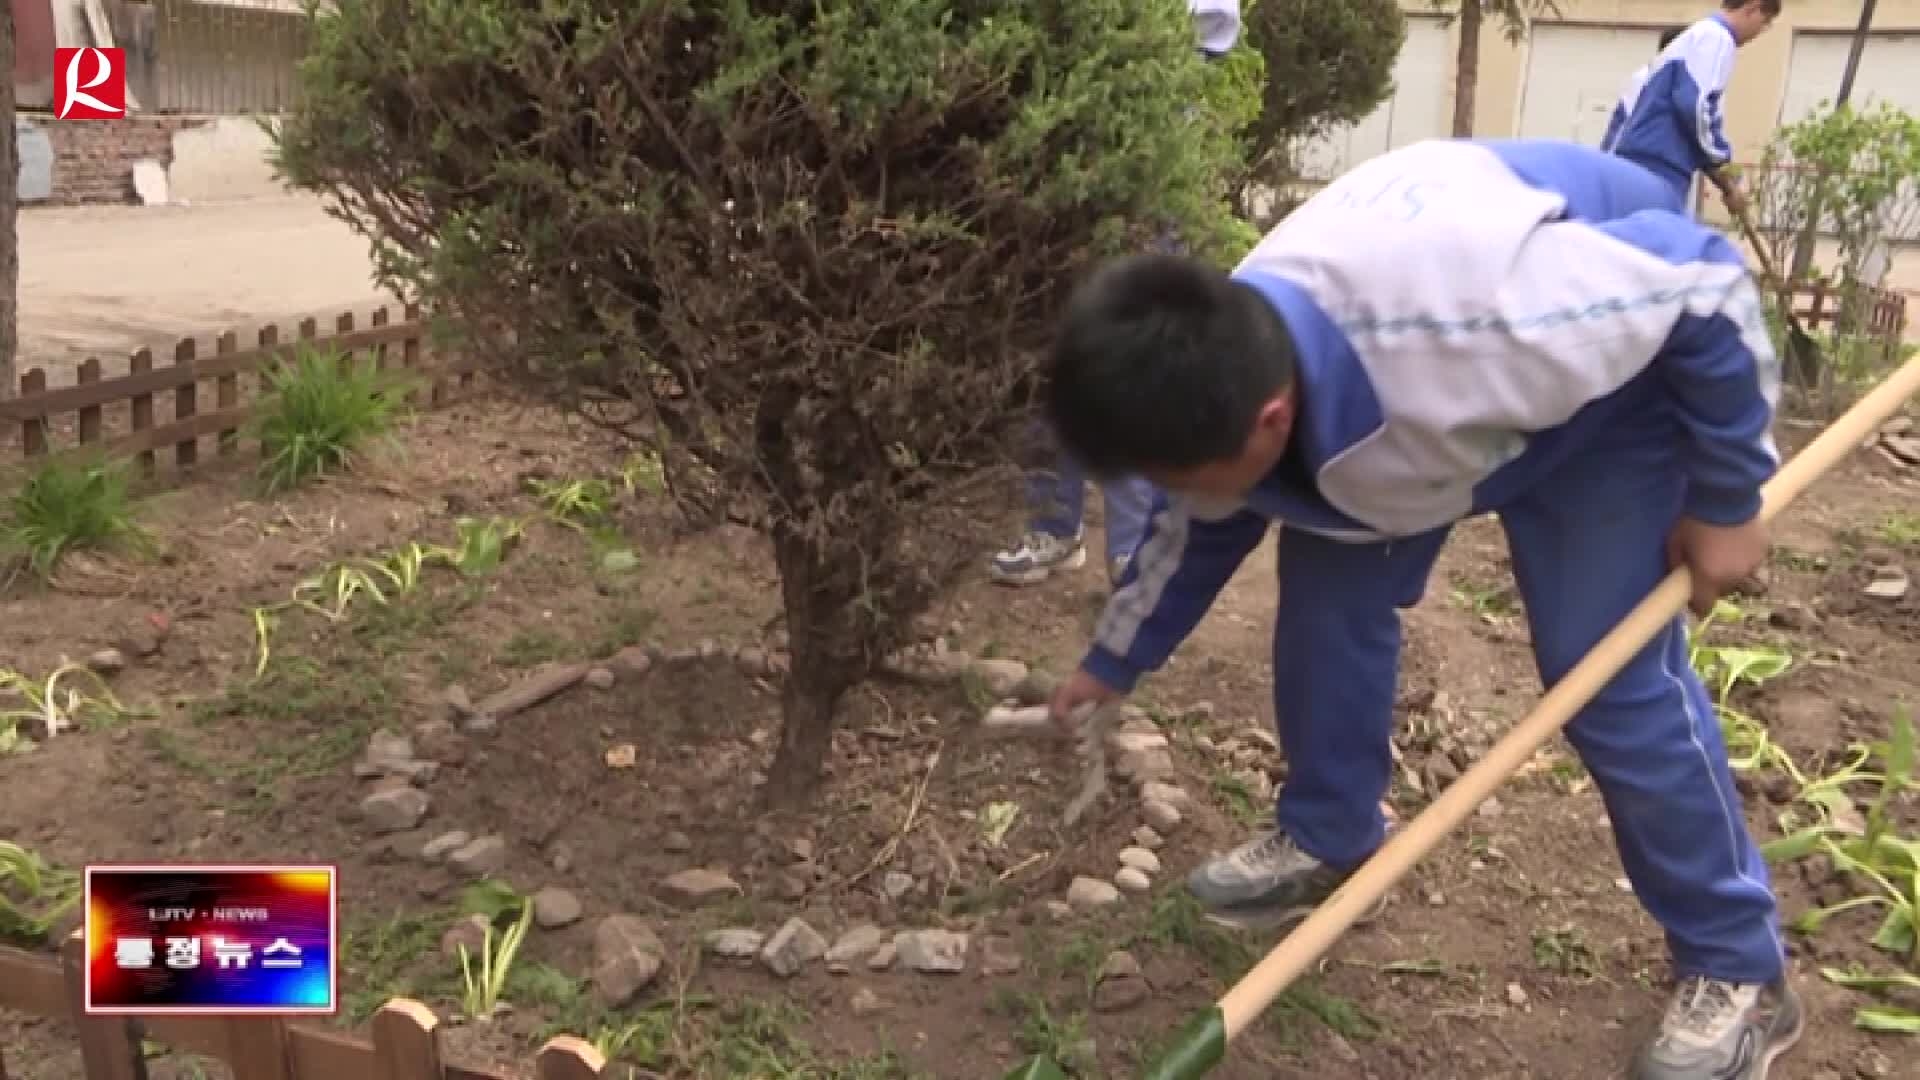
[
  {"x1": 1506, "y1": 982, "x2": 1529, "y2": 1006},
  {"x1": 825, "y1": 924, "x2": 886, "y2": 973},
  {"x1": 1095, "y1": 976, "x2": 1153, "y2": 1013},
  {"x1": 1176, "y1": 701, "x2": 1216, "y2": 725},
  {"x1": 881, "y1": 871, "x2": 916, "y2": 901},
  {"x1": 1426, "y1": 892, "x2": 1446, "y2": 907},
  {"x1": 1116, "y1": 748, "x2": 1178, "y2": 784},
  {"x1": 443, "y1": 684, "x2": 475, "y2": 720},
  {"x1": 981, "y1": 934, "x2": 1023, "y2": 976},
  {"x1": 1009, "y1": 670, "x2": 1060, "y2": 707},
  {"x1": 1106, "y1": 731, "x2": 1171, "y2": 756},
  {"x1": 531, "y1": 886, "x2": 583, "y2": 929},
  {"x1": 1117, "y1": 847, "x2": 1162, "y2": 875},
  {"x1": 584, "y1": 667, "x2": 616, "y2": 691},
  {"x1": 659, "y1": 868, "x2": 743, "y2": 908},
  {"x1": 785, "y1": 836, "x2": 815, "y2": 863},
  {"x1": 1067, "y1": 876, "x2": 1123, "y2": 911},
  {"x1": 462, "y1": 712, "x2": 499, "y2": 736},
  {"x1": 448, "y1": 835, "x2": 509, "y2": 878},
  {"x1": 365, "y1": 729, "x2": 415, "y2": 769},
  {"x1": 608, "y1": 645, "x2": 653, "y2": 679},
  {"x1": 440, "y1": 913, "x2": 491, "y2": 959},
  {"x1": 360, "y1": 787, "x2": 430, "y2": 833},
  {"x1": 1098, "y1": 950, "x2": 1142, "y2": 981},
  {"x1": 1142, "y1": 800, "x2": 1183, "y2": 832},
  {"x1": 1477, "y1": 796, "x2": 1504, "y2": 819},
  {"x1": 1132, "y1": 826, "x2": 1164, "y2": 850},
  {"x1": 86, "y1": 648, "x2": 127, "y2": 675},
  {"x1": 705, "y1": 928, "x2": 765, "y2": 959},
  {"x1": 735, "y1": 647, "x2": 773, "y2": 677},
  {"x1": 850, "y1": 987, "x2": 887, "y2": 1016},
  {"x1": 969, "y1": 657, "x2": 1030, "y2": 697},
  {"x1": 1114, "y1": 867, "x2": 1152, "y2": 894},
  {"x1": 117, "y1": 616, "x2": 167, "y2": 658},
  {"x1": 592, "y1": 915, "x2": 664, "y2": 1006},
  {"x1": 760, "y1": 917, "x2": 829, "y2": 978},
  {"x1": 895, "y1": 929, "x2": 969, "y2": 974},
  {"x1": 1865, "y1": 571, "x2": 1910, "y2": 600},
  {"x1": 377, "y1": 830, "x2": 430, "y2": 862},
  {"x1": 866, "y1": 940, "x2": 898, "y2": 971},
  {"x1": 662, "y1": 830, "x2": 692, "y2": 854},
  {"x1": 1044, "y1": 900, "x2": 1075, "y2": 922},
  {"x1": 1138, "y1": 782, "x2": 1191, "y2": 808},
  {"x1": 415, "y1": 720, "x2": 468, "y2": 765},
  {"x1": 421, "y1": 831, "x2": 470, "y2": 861}
]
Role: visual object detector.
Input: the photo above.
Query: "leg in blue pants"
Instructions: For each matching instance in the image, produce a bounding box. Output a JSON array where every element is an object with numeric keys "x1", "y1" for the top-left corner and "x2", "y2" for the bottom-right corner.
[
  {"x1": 1270, "y1": 527, "x2": 1454, "y2": 866},
  {"x1": 993, "y1": 425, "x2": 1157, "y2": 586},
  {"x1": 1186, "y1": 525, "x2": 1451, "y2": 925},
  {"x1": 1499, "y1": 415, "x2": 1783, "y2": 984}
]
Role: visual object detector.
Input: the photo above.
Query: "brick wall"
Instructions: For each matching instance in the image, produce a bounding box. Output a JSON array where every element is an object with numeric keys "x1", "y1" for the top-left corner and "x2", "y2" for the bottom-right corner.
[{"x1": 27, "y1": 114, "x2": 210, "y2": 205}]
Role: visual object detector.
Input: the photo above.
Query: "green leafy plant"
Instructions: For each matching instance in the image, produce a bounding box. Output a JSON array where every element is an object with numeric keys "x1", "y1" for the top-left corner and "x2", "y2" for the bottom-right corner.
[
  {"x1": 249, "y1": 519, "x2": 525, "y2": 675},
  {"x1": 529, "y1": 476, "x2": 617, "y2": 531},
  {"x1": 457, "y1": 891, "x2": 536, "y2": 1019},
  {"x1": 0, "y1": 842, "x2": 82, "y2": 943},
  {"x1": 251, "y1": 345, "x2": 412, "y2": 493},
  {"x1": 1, "y1": 454, "x2": 150, "y2": 579},
  {"x1": 1687, "y1": 600, "x2": 1795, "y2": 772},
  {"x1": 1821, "y1": 966, "x2": 1920, "y2": 1034},
  {"x1": 0, "y1": 662, "x2": 135, "y2": 753}
]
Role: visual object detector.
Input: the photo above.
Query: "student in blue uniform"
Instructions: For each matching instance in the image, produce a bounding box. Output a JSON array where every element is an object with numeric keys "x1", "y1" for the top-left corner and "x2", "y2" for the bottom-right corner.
[
  {"x1": 1044, "y1": 139, "x2": 1799, "y2": 1080},
  {"x1": 990, "y1": 0, "x2": 1242, "y2": 589},
  {"x1": 1602, "y1": 1, "x2": 1780, "y2": 214}
]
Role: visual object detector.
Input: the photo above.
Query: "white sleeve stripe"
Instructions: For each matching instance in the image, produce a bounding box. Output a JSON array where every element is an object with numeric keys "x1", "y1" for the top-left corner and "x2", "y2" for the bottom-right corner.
[{"x1": 1095, "y1": 503, "x2": 1190, "y2": 659}]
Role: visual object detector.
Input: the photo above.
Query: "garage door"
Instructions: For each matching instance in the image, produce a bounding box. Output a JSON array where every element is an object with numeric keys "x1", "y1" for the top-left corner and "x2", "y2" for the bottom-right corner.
[
  {"x1": 1297, "y1": 16, "x2": 1452, "y2": 181},
  {"x1": 1518, "y1": 23, "x2": 1669, "y2": 146},
  {"x1": 1779, "y1": 31, "x2": 1920, "y2": 124}
]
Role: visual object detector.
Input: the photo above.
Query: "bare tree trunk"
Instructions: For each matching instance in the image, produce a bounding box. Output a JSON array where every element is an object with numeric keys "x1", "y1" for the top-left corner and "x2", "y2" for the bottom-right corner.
[
  {"x1": 1, "y1": 0, "x2": 18, "y2": 401},
  {"x1": 1450, "y1": 1, "x2": 1482, "y2": 138},
  {"x1": 761, "y1": 527, "x2": 859, "y2": 810}
]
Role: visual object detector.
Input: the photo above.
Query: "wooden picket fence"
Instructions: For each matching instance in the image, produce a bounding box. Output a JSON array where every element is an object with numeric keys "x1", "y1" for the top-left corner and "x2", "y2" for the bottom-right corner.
[
  {"x1": 1788, "y1": 279, "x2": 1909, "y2": 341},
  {"x1": 0, "y1": 933, "x2": 610, "y2": 1080},
  {"x1": 0, "y1": 305, "x2": 483, "y2": 478}
]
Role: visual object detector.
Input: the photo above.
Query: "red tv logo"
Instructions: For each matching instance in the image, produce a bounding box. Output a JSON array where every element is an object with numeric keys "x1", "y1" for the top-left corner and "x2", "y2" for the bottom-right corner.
[{"x1": 54, "y1": 48, "x2": 127, "y2": 120}]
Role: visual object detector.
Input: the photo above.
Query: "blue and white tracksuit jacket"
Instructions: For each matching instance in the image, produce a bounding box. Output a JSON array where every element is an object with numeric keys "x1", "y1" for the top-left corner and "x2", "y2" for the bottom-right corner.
[
  {"x1": 1602, "y1": 14, "x2": 1739, "y2": 209},
  {"x1": 1094, "y1": 138, "x2": 1787, "y2": 983}
]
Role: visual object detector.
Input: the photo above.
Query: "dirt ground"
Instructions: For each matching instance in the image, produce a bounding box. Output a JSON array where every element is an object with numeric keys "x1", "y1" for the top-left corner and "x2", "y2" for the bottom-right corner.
[
  {"x1": 15, "y1": 196, "x2": 396, "y2": 384},
  {"x1": 2, "y1": 401, "x2": 1918, "y2": 1080}
]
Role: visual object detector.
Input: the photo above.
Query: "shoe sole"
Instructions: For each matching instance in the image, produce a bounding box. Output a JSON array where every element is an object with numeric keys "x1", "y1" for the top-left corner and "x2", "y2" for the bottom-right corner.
[
  {"x1": 990, "y1": 546, "x2": 1087, "y2": 586},
  {"x1": 1752, "y1": 1003, "x2": 1807, "y2": 1080},
  {"x1": 1202, "y1": 891, "x2": 1390, "y2": 933}
]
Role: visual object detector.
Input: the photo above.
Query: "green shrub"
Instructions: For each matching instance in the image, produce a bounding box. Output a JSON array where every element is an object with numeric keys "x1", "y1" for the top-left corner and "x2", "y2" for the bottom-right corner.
[
  {"x1": 273, "y1": 0, "x2": 1254, "y2": 805},
  {"x1": 1235, "y1": 0, "x2": 1405, "y2": 217}
]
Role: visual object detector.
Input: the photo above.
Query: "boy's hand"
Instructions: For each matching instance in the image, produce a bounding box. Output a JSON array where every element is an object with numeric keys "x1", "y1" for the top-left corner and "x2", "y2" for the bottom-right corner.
[
  {"x1": 1050, "y1": 668, "x2": 1122, "y2": 734},
  {"x1": 1667, "y1": 515, "x2": 1770, "y2": 616}
]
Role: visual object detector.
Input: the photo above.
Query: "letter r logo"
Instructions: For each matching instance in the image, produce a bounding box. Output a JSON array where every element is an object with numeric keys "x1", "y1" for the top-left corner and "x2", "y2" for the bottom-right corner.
[{"x1": 54, "y1": 48, "x2": 128, "y2": 120}]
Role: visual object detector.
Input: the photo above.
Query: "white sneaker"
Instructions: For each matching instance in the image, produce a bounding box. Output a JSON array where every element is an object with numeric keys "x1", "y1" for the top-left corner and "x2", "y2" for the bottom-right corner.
[{"x1": 989, "y1": 531, "x2": 1086, "y2": 586}]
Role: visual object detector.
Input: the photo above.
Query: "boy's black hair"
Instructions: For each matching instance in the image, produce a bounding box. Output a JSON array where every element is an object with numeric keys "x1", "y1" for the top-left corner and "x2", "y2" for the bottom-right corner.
[
  {"x1": 1721, "y1": 0, "x2": 1782, "y2": 13},
  {"x1": 1044, "y1": 253, "x2": 1297, "y2": 478},
  {"x1": 1658, "y1": 26, "x2": 1683, "y2": 50}
]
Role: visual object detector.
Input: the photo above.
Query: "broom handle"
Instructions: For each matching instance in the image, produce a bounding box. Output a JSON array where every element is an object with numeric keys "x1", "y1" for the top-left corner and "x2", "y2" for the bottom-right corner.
[{"x1": 1217, "y1": 353, "x2": 1920, "y2": 1039}]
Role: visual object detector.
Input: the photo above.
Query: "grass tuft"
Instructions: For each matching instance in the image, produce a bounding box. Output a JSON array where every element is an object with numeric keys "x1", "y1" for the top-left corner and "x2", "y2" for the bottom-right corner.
[
  {"x1": 251, "y1": 346, "x2": 410, "y2": 493},
  {"x1": 1, "y1": 454, "x2": 148, "y2": 578}
]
